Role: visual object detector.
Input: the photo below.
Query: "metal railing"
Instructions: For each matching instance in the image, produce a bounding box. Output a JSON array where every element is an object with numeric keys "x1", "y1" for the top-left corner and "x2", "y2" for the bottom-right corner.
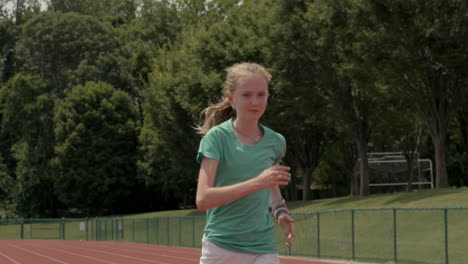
[{"x1": 1, "y1": 207, "x2": 467, "y2": 264}]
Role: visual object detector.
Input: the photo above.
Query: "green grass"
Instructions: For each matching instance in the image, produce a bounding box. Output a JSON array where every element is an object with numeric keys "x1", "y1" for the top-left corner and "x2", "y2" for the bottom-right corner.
[
  {"x1": 167, "y1": 188, "x2": 467, "y2": 263},
  {"x1": 286, "y1": 187, "x2": 468, "y2": 212},
  {"x1": 121, "y1": 187, "x2": 468, "y2": 264},
  {"x1": 125, "y1": 187, "x2": 468, "y2": 218}
]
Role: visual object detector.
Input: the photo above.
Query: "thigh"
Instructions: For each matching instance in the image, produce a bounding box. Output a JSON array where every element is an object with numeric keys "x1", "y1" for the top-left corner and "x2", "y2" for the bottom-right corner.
[
  {"x1": 252, "y1": 253, "x2": 280, "y2": 264},
  {"x1": 199, "y1": 237, "x2": 257, "y2": 264}
]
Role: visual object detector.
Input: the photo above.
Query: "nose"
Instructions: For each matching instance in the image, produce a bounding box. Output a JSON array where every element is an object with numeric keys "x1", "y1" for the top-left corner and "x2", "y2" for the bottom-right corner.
[{"x1": 251, "y1": 95, "x2": 259, "y2": 105}]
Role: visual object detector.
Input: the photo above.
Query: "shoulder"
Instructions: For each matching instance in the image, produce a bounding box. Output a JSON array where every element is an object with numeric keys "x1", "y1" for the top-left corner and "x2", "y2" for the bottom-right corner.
[
  {"x1": 262, "y1": 124, "x2": 286, "y2": 161},
  {"x1": 262, "y1": 125, "x2": 286, "y2": 145},
  {"x1": 197, "y1": 119, "x2": 232, "y2": 163},
  {"x1": 204, "y1": 119, "x2": 232, "y2": 140}
]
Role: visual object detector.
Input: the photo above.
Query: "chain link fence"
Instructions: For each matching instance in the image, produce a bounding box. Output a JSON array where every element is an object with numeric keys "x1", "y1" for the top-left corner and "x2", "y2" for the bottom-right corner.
[{"x1": 1, "y1": 207, "x2": 467, "y2": 264}]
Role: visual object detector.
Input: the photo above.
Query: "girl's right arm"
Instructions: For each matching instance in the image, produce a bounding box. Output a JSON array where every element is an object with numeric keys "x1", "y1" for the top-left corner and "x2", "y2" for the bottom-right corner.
[{"x1": 196, "y1": 157, "x2": 291, "y2": 211}]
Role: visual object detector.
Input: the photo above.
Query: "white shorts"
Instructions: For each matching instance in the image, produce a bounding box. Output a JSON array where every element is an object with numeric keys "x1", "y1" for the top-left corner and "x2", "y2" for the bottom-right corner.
[{"x1": 199, "y1": 236, "x2": 280, "y2": 264}]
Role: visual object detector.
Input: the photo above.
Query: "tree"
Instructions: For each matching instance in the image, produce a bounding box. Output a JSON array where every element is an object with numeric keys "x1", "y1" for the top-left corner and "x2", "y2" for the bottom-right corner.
[
  {"x1": 448, "y1": 83, "x2": 468, "y2": 186},
  {"x1": 141, "y1": 36, "x2": 220, "y2": 208},
  {"x1": 191, "y1": 1, "x2": 270, "y2": 69},
  {"x1": 47, "y1": 0, "x2": 138, "y2": 24},
  {"x1": 373, "y1": 94, "x2": 428, "y2": 191},
  {"x1": 54, "y1": 81, "x2": 140, "y2": 215},
  {"x1": 0, "y1": 0, "x2": 42, "y2": 24},
  {"x1": 0, "y1": 153, "x2": 14, "y2": 217},
  {"x1": 16, "y1": 12, "x2": 122, "y2": 94},
  {"x1": 0, "y1": 19, "x2": 18, "y2": 179},
  {"x1": 302, "y1": 0, "x2": 385, "y2": 196},
  {"x1": 0, "y1": 19, "x2": 17, "y2": 84},
  {"x1": 371, "y1": 0, "x2": 468, "y2": 188},
  {"x1": 0, "y1": 74, "x2": 58, "y2": 217},
  {"x1": 268, "y1": 0, "x2": 332, "y2": 200},
  {"x1": 115, "y1": 0, "x2": 182, "y2": 96}
]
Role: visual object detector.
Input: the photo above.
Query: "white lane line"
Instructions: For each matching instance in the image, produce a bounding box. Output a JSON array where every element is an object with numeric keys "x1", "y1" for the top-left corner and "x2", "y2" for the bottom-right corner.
[
  {"x1": 7, "y1": 244, "x2": 69, "y2": 264},
  {"x1": 57, "y1": 245, "x2": 172, "y2": 264},
  {"x1": 0, "y1": 251, "x2": 23, "y2": 264},
  {"x1": 40, "y1": 247, "x2": 121, "y2": 264},
  {"x1": 17, "y1": 242, "x2": 124, "y2": 264},
  {"x1": 88, "y1": 243, "x2": 198, "y2": 261},
  {"x1": 95, "y1": 242, "x2": 201, "y2": 257},
  {"x1": 79, "y1": 241, "x2": 200, "y2": 256}
]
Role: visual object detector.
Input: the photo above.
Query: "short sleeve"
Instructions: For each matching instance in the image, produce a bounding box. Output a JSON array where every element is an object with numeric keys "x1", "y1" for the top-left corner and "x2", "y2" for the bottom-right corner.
[
  {"x1": 196, "y1": 128, "x2": 222, "y2": 164},
  {"x1": 275, "y1": 133, "x2": 287, "y2": 164}
]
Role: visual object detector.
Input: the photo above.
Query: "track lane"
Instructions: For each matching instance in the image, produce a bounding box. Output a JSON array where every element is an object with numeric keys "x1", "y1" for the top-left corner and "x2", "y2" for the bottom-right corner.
[
  {"x1": 3, "y1": 243, "x2": 70, "y2": 264},
  {"x1": 0, "y1": 250, "x2": 23, "y2": 264},
  {"x1": 38, "y1": 241, "x2": 196, "y2": 264},
  {"x1": 0, "y1": 240, "x2": 342, "y2": 264}
]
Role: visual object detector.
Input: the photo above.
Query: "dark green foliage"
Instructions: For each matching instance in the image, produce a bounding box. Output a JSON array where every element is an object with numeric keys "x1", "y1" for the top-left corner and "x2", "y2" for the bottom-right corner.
[
  {"x1": 16, "y1": 12, "x2": 121, "y2": 94},
  {"x1": 54, "y1": 81, "x2": 140, "y2": 215},
  {"x1": 0, "y1": 74, "x2": 58, "y2": 217},
  {"x1": 370, "y1": 0, "x2": 468, "y2": 188},
  {"x1": 0, "y1": 19, "x2": 17, "y2": 84},
  {"x1": 48, "y1": 0, "x2": 138, "y2": 24},
  {"x1": 0, "y1": 0, "x2": 467, "y2": 218},
  {"x1": 0, "y1": 154, "x2": 13, "y2": 206}
]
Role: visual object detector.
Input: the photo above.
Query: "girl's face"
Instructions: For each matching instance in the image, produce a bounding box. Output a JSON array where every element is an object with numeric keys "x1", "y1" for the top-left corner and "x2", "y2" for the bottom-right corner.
[{"x1": 228, "y1": 74, "x2": 269, "y2": 122}]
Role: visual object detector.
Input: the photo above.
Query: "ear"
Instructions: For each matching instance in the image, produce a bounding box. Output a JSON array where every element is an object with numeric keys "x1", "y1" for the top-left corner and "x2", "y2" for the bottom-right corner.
[
  {"x1": 226, "y1": 92, "x2": 235, "y2": 110},
  {"x1": 227, "y1": 92, "x2": 233, "y2": 103}
]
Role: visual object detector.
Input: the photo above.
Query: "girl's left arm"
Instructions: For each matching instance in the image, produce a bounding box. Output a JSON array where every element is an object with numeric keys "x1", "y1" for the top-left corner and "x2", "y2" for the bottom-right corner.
[
  {"x1": 270, "y1": 186, "x2": 296, "y2": 248},
  {"x1": 269, "y1": 186, "x2": 285, "y2": 204}
]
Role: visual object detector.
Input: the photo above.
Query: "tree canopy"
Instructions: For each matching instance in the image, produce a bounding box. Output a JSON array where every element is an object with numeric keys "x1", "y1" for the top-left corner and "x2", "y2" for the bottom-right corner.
[{"x1": 0, "y1": 0, "x2": 467, "y2": 217}]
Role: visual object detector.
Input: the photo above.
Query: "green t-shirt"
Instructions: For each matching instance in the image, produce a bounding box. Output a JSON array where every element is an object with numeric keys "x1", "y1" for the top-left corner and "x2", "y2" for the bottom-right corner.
[{"x1": 196, "y1": 118, "x2": 286, "y2": 253}]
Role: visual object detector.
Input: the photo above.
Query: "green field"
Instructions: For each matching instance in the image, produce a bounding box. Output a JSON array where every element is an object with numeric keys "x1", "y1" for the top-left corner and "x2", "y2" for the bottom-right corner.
[
  {"x1": 1, "y1": 187, "x2": 468, "y2": 264},
  {"x1": 126, "y1": 187, "x2": 468, "y2": 218},
  {"x1": 115, "y1": 187, "x2": 468, "y2": 264},
  {"x1": 100, "y1": 188, "x2": 468, "y2": 263}
]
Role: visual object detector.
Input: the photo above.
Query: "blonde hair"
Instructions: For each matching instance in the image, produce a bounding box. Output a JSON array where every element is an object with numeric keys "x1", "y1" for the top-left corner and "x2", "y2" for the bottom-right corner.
[{"x1": 196, "y1": 62, "x2": 272, "y2": 135}]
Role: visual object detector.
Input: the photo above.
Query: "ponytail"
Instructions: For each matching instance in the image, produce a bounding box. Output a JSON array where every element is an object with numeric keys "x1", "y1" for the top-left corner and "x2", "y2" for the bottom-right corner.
[{"x1": 195, "y1": 97, "x2": 235, "y2": 135}]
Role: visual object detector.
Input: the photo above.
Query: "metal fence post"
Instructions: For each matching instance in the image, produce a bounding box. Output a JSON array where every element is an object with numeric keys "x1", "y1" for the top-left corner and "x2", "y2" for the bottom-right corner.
[
  {"x1": 120, "y1": 218, "x2": 122, "y2": 240},
  {"x1": 393, "y1": 208, "x2": 397, "y2": 263},
  {"x1": 155, "y1": 218, "x2": 159, "y2": 245},
  {"x1": 179, "y1": 217, "x2": 182, "y2": 247},
  {"x1": 94, "y1": 216, "x2": 99, "y2": 241},
  {"x1": 85, "y1": 217, "x2": 88, "y2": 241},
  {"x1": 112, "y1": 218, "x2": 114, "y2": 240},
  {"x1": 444, "y1": 208, "x2": 448, "y2": 264},
  {"x1": 61, "y1": 217, "x2": 66, "y2": 240},
  {"x1": 352, "y1": 210, "x2": 355, "y2": 260},
  {"x1": 192, "y1": 216, "x2": 195, "y2": 248},
  {"x1": 167, "y1": 217, "x2": 170, "y2": 246},
  {"x1": 146, "y1": 218, "x2": 149, "y2": 244},
  {"x1": 317, "y1": 212, "x2": 320, "y2": 258},
  {"x1": 132, "y1": 218, "x2": 134, "y2": 242},
  {"x1": 20, "y1": 218, "x2": 24, "y2": 240}
]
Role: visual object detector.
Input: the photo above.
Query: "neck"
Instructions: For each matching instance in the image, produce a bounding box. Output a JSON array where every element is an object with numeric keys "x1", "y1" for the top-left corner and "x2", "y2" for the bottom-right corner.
[{"x1": 233, "y1": 118, "x2": 259, "y2": 135}]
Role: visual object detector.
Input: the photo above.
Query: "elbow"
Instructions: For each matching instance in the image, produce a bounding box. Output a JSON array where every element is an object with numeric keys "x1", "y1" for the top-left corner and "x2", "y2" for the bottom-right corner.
[
  {"x1": 196, "y1": 193, "x2": 209, "y2": 212},
  {"x1": 196, "y1": 198, "x2": 208, "y2": 212}
]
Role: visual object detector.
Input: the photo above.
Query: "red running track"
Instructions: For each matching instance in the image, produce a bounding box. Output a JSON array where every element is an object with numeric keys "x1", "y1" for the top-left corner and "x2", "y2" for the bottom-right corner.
[{"x1": 0, "y1": 240, "x2": 338, "y2": 264}]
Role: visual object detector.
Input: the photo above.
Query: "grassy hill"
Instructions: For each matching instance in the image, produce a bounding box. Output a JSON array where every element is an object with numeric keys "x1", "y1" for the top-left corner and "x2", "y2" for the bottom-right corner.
[{"x1": 128, "y1": 187, "x2": 468, "y2": 218}]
